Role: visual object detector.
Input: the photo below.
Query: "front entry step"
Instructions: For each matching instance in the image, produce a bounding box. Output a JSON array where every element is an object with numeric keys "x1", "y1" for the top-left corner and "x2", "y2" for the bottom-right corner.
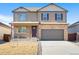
[{"x1": 11, "y1": 38, "x2": 39, "y2": 41}]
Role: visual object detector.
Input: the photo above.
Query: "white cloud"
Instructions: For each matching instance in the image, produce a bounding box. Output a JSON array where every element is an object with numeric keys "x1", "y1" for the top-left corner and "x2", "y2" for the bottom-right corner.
[{"x1": 0, "y1": 14, "x2": 12, "y2": 26}]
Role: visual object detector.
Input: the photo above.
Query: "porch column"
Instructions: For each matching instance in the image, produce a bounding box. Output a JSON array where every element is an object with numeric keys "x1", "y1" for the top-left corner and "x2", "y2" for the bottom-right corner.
[
  {"x1": 38, "y1": 25, "x2": 41, "y2": 40},
  {"x1": 11, "y1": 24, "x2": 14, "y2": 39},
  {"x1": 76, "y1": 32, "x2": 79, "y2": 42},
  {"x1": 64, "y1": 29, "x2": 68, "y2": 41}
]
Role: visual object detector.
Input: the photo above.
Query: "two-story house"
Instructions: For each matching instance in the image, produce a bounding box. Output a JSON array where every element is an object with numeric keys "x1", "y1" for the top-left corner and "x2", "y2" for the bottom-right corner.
[{"x1": 11, "y1": 3, "x2": 68, "y2": 41}]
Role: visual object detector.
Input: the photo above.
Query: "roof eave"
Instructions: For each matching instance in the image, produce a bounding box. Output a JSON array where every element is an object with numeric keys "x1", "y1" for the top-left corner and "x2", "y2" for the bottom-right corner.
[{"x1": 12, "y1": 6, "x2": 31, "y2": 13}]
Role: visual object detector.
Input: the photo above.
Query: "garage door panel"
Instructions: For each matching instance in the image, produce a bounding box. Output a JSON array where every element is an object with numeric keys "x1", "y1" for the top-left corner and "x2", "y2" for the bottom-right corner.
[{"x1": 41, "y1": 29, "x2": 64, "y2": 40}]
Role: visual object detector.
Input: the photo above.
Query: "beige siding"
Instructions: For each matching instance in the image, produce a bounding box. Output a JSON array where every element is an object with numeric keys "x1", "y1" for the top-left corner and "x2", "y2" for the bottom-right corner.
[
  {"x1": 39, "y1": 4, "x2": 65, "y2": 11},
  {"x1": 39, "y1": 24, "x2": 67, "y2": 29},
  {"x1": 0, "y1": 26, "x2": 11, "y2": 40},
  {"x1": 27, "y1": 13, "x2": 38, "y2": 21},
  {"x1": 14, "y1": 12, "x2": 38, "y2": 22}
]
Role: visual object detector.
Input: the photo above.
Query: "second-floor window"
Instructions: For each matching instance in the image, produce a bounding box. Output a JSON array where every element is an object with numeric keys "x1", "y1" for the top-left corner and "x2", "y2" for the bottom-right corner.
[
  {"x1": 19, "y1": 13, "x2": 27, "y2": 21},
  {"x1": 18, "y1": 27, "x2": 26, "y2": 33},
  {"x1": 41, "y1": 13, "x2": 49, "y2": 21},
  {"x1": 55, "y1": 13, "x2": 63, "y2": 22}
]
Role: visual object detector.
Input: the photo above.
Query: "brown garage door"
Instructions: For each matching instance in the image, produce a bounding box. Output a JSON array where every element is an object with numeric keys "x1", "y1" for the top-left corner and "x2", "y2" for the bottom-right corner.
[{"x1": 41, "y1": 29, "x2": 64, "y2": 41}]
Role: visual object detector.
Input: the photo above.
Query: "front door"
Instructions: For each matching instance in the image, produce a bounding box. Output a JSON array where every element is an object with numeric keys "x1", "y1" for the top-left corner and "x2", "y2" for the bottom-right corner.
[{"x1": 32, "y1": 26, "x2": 37, "y2": 37}]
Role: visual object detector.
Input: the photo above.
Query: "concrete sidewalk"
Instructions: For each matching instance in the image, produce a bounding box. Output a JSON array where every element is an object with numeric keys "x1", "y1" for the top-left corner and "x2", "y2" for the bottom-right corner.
[{"x1": 41, "y1": 41, "x2": 79, "y2": 55}]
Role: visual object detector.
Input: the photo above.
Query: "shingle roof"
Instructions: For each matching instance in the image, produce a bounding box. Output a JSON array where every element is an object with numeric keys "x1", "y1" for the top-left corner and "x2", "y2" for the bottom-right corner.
[
  {"x1": 12, "y1": 3, "x2": 68, "y2": 12},
  {"x1": 0, "y1": 22, "x2": 11, "y2": 28},
  {"x1": 68, "y1": 21, "x2": 79, "y2": 28},
  {"x1": 26, "y1": 7, "x2": 41, "y2": 11}
]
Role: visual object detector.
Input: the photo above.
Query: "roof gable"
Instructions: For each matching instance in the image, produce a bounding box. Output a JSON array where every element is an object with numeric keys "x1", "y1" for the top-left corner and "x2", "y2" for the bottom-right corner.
[
  {"x1": 37, "y1": 3, "x2": 68, "y2": 12},
  {"x1": 12, "y1": 7, "x2": 30, "y2": 12}
]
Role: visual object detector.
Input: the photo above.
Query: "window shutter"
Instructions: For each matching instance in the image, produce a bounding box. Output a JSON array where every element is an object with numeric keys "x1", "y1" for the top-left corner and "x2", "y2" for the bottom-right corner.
[
  {"x1": 61, "y1": 14, "x2": 63, "y2": 20},
  {"x1": 55, "y1": 13, "x2": 57, "y2": 20},
  {"x1": 41, "y1": 13, "x2": 43, "y2": 20},
  {"x1": 47, "y1": 13, "x2": 49, "y2": 20}
]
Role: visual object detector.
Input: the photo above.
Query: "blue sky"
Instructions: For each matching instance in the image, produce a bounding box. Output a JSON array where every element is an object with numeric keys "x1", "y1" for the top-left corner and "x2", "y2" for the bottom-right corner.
[{"x1": 0, "y1": 3, "x2": 79, "y2": 25}]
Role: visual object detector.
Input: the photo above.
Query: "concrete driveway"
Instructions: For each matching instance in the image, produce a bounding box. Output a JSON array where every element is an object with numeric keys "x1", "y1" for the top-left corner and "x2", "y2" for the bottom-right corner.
[{"x1": 40, "y1": 41, "x2": 79, "y2": 55}]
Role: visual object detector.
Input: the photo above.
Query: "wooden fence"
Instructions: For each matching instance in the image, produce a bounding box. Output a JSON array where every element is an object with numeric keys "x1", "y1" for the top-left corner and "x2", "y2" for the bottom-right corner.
[
  {"x1": 3, "y1": 34, "x2": 11, "y2": 42},
  {"x1": 68, "y1": 32, "x2": 79, "y2": 41}
]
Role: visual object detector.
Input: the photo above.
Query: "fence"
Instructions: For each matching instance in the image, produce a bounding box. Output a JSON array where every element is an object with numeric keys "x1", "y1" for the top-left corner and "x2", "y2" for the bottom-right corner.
[
  {"x1": 3, "y1": 34, "x2": 11, "y2": 42},
  {"x1": 68, "y1": 32, "x2": 79, "y2": 41}
]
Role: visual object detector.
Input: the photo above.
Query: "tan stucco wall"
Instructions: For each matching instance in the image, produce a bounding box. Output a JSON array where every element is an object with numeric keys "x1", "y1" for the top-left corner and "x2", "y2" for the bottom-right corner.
[
  {"x1": 0, "y1": 26, "x2": 11, "y2": 40},
  {"x1": 38, "y1": 24, "x2": 68, "y2": 41}
]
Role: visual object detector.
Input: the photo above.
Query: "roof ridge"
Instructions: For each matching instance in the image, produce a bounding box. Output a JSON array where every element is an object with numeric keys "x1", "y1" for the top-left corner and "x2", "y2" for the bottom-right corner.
[
  {"x1": 12, "y1": 6, "x2": 31, "y2": 12},
  {"x1": 68, "y1": 21, "x2": 79, "y2": 28},
  {"x1": 0, "y1": 22, "x2": 11, "y2": 28}
]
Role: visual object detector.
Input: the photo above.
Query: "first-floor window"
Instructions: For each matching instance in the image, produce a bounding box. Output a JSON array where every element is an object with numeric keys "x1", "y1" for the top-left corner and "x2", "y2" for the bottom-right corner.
[{"x1": 18, "y1": 27, "x2": 26, "y2": 33}]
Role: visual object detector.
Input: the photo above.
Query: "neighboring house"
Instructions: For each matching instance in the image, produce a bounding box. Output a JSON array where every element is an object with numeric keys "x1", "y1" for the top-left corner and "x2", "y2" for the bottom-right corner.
[
  {"x1": 11, "y1": 3, "x2": 68, "y2": 41},
  {"x1": 68, "y1": 21, "x2": 79, "y2": 33},
  {"x1": 0, "y1": 22, "x2": 11, "y2": 40},
  {"x1": 68, "y1": 21, "x2": 79, "y2": 41}
]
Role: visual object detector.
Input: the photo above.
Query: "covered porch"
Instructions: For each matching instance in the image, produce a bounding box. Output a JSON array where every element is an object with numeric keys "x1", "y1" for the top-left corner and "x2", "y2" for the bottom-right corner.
[{"x1": 11, "y1": 22, "x2": 39, "y2": 40}]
